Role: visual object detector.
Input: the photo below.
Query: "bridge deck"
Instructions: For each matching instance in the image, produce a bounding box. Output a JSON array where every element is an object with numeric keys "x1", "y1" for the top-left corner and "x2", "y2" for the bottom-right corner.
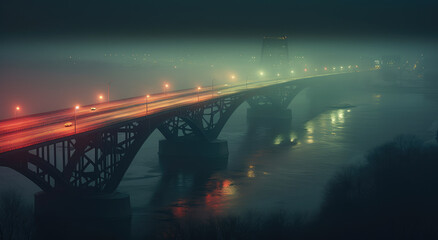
[{"x1": 0, "y1": 72, "x2": 354, "y2": 154}]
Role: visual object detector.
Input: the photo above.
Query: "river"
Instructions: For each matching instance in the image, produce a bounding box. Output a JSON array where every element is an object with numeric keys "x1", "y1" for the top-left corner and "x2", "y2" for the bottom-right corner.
[{"x1": 115, "y1": 76, "x2": 438, "y2": 238}]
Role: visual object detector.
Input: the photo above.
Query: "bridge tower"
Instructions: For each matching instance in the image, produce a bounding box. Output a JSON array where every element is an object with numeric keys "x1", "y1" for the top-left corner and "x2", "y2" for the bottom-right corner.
[
  {"x1": 261, "y1": 36, "x2": 290, "y2": 78},
  {"x1": 246, "y1": 83, "x2": 305, "y2": 121},
  {"x1": 248, "y1": 36, "x2": 300, "y2": 121}
]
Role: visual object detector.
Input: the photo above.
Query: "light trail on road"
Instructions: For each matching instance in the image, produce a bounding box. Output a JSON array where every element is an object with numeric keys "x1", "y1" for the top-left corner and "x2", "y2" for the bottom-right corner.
[{"x1": 0, "y1": 71, "x2": 354, "y2": 153}]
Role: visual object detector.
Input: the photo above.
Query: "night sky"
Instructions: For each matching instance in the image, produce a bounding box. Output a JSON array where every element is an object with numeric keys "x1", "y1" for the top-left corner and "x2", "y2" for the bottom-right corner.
[{"x1": 1, "y1": 0, "x2": 437, "y2": 38}]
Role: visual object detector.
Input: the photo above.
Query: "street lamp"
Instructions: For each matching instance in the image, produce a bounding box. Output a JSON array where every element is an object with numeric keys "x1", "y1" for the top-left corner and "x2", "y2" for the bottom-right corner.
[
  {"x1": 164, "y1": 83, "x2": 169, "y2": 95},
  {"x1": 15, "y1": 106, "x2": 20, "y2": 118},
  {"x1": 74, "y1": 105, "x2": 79, "y2": 133},
  {"x1": 145, "y1": 94, "x2": 150, "y2": 115},
  {"x1": 107, "y1": 82, "x2": 111, "y2": 103},
  {"x1": 99, "y1": 95, "x2": 104, "y2": 101},
  {"x1": 211, "y1": 78, "x2": 214, "y2": 97},
  {"x1": 197, "y1": 86, "x2": 201, "y2": 102}
]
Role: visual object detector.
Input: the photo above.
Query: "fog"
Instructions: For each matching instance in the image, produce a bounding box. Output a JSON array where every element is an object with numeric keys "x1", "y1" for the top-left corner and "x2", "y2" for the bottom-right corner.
[
  {"x1": 1, "y1": 0, "x2": 438, "y2": 238},
  {"x1": 1, "y1": 37, "x2": 436, "y2": 120}
]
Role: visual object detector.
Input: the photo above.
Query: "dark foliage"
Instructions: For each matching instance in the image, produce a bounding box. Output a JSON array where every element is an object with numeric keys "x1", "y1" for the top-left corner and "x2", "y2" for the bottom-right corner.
[
  {"x1": 0, "y1": 190, "x2": 33, "y2": 240},
  {"x1": 156, "y1": 134, "x2": 438, "y2": 239},
  {"x1": 156, "y1": 211, "x2": 307, "y2": 240},
  {"x1": 317, "y1": 134, "x2": 438, "y2": 239}
]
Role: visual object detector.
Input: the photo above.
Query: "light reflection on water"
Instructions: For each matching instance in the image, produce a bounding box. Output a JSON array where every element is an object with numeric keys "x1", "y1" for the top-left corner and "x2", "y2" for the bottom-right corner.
[
  {"x1": 119, "y1": 83, "x2": 438, "y2": 238},
  {"x1": 0, "y1": 80, "x2": 436, "y2": 238}
]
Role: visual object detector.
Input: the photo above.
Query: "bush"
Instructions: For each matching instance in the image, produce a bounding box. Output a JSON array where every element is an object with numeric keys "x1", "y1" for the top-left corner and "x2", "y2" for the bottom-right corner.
[
  {"x1": 317, "y1": 135, "x2": 438, "y2": 239},
  {"x1": 154, "y1": 134, "x2": 438, "y2": 240},
  {"x1": 0, "y1": 190, "x2": 33, "y2": 240}
]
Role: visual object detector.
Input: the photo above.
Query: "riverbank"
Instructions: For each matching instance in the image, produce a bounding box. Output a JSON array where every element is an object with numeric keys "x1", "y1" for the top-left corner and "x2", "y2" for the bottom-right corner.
[{"x1": 152, "y1": 135, "x2": 438, "y2": 239}]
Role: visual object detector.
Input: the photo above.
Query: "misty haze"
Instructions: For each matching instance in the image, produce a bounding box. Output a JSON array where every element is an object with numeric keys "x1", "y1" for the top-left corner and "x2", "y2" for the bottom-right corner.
[{"x1": 1, "y1": 1, "x2": 438, "y2": 239}]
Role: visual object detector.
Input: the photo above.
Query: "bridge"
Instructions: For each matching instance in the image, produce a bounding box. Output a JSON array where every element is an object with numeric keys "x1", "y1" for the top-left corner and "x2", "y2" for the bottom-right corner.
[{"x1": 0, "y1": 71, "x2": 374, "y2": 195}]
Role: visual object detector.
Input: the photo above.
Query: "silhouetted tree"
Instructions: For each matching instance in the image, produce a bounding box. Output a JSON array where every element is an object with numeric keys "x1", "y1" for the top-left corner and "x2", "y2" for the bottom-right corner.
[
  {"x1": 316, "y1": 134, "x2": 438, "y2": 239},
  {"x1": 0, "y1": 190, "x2": 33, "y2": 240},
  {"x1": 152, "y1": 134, "x2": 438, "y2": 240}
]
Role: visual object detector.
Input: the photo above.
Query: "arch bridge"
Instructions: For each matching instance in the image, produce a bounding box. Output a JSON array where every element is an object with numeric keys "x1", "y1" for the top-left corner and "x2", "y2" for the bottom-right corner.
[{"x1": 0, "y1": 71, "x2": 373, "y2": 195}]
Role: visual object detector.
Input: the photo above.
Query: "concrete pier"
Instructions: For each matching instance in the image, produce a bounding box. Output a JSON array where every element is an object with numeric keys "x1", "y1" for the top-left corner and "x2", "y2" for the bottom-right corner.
[
  {"x1": 158, "y1": 139, "x2": 228, "y2": 159},
  {"x1": 247, "y1": 107, "x2": 292, "y2": 120},
  {"x1": 158, "y1": 139, "x2": 229, "y2": 168}
]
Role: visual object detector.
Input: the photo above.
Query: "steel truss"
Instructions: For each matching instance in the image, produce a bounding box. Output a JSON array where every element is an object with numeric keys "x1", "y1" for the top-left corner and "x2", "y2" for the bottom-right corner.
[
  {"x1": 0, "y1": 120, "x2": 155, "y2": 194},
  {"x1": 0, "y1": 84, "x2": 303, "y2": 194},
  {"x1": 247, "y1": 84, "x2": 305, "y2": 109},
  {"x1": 158, "y1": 95, "x2": 245, "y2": 141}
]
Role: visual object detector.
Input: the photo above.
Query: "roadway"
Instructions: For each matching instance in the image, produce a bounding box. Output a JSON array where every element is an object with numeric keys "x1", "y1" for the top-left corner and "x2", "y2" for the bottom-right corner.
[{"x1": 0, "y1": 71, "x2": 353, "y2": 153}]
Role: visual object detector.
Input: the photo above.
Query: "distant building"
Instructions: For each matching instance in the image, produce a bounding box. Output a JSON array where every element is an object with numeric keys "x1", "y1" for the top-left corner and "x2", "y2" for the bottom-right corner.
[
  {"x1": 413, "y1": 53, "x2": 424, "y2": 76},
  {"x1": 381, "y1": 55, "x2": 401, "y2": 69},
  {"x1": 260, "y1": 36, "x2": 290, "y2": 77}
]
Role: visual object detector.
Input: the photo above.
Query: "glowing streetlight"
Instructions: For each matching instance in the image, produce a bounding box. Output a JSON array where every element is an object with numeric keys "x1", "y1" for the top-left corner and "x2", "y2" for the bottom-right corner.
[
  {"x1": 290, "y1": 70, "x2": 294, "y2": 74},
  {"x1": 107, "y1": 82, "x2": 111, "y2": 103},
  {"x1": 99, "y1": 95, "x2": 104, "y2": 100},
  {"x1": 324, "y1": 67, "x2": 328, "y2": 71},
  {"x1": 231, "y1": 75, "x2": 236, "y2": 80},
  {"x1": 15, "y1": 106, "x2": 20, "y2": 118},
  {"x1": 145, "y1": 94, "x2": 150, "y2": 115},
  {"x1": 304, "y1": 68, "x2": 308, "y2": 72},
  {"x1": 197, "y1": 86, "x2": 201, "y2": 102},
  {"x1": 164, "y1": 83, "x2": 169, "y2": 95},
  {"x1": 74, "y1": 105, "x2": 80, "y2": 133},
  {"x1": 211, "y1": 78, "x2": 215, "y2": 97},
  {"x1": 259, "y1": 71, "x2": 264, "y2": 76}
]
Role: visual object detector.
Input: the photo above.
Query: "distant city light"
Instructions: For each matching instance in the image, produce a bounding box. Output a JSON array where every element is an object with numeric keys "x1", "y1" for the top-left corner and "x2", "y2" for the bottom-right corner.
[
  {"x1": 231, "y1": 75, "x2": 236, "y2": 79},
  {"x1": 259, "y1": 71, "x2": 264, "y2": 76},
  {"x1": 290, "y1": 70, "x2": 294, "y2": 74},
  {"x1": 276, "y1": 73, "x2": 280, "y2": 77},
  {"x1": 324, "y1": 67, "x2": 328, "y2": 71},
  {"x1": 304, "y1": 68, "x2": 308, "y2": 72}
]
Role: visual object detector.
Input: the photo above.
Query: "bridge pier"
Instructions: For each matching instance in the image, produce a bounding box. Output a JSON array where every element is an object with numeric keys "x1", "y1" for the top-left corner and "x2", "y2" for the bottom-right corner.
[
  {"x1": 247, "y1": 107, "x2": 292, "y2": 121},
  {"x1": 158, "y1": 139, "x2": 228, "y2": 167},
  {"x1": 34, "y1": 191, "x2": 131, "y2": 239}
]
